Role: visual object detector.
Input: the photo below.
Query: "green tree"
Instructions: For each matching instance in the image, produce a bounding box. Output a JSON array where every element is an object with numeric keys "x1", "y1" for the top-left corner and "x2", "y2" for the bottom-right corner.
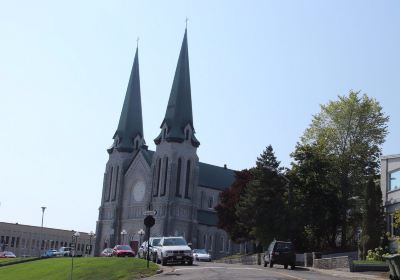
[
  {"x1": 360, "y1": 178, "x2": 384, "y2": 259},
  {"x1": 236, "y1": 145, "x2": 288, "y2": 245},
  {"x1": 288, "y1": 143, "x2": 341, "y2": 251},
  {"x1": 256, "y1": 145, "x2": 284, "y2": 173},
  {"x1": 301, "y1": 91, "x2": 388, "y2": 248}
]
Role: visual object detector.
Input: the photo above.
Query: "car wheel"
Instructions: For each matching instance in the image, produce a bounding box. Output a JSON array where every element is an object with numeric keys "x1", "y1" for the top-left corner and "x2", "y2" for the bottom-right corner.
[
  {"x1": 188, "y1": 260, "x2": 193, "y2": 265},
  {"x1": 264, "y1": 261, "x2": 267, "y2": 267},
  {"x1": 269, "y1": 261, "x2": 274, "y2": 268},
  {"x1": 291, "y1": 264, "x2": 295, "y2": 270},
  {"x1": 284, "y1": 264, "x2": 288, "y2": 269},
  {"x1": 156, "y1": 254, "x2": 161, "y2": 264}
]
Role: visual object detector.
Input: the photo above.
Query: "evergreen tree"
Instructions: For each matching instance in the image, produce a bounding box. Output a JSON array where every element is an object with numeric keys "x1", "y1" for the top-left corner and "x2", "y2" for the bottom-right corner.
[
  {"x1": 236, "y1": 146, "x2": 288, "y2": 245},
  {"x1": 360, "y1": 178, "x2": 384, "y2": 259},
  {"x1": 256, "y1": 145, "x2": 284, "y2": 173}
]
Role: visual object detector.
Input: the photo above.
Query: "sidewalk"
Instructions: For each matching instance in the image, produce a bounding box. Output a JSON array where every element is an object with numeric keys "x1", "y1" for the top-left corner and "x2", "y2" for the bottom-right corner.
[{"x1": 306, "y1": 266, "x2": 389, "y2": 280}]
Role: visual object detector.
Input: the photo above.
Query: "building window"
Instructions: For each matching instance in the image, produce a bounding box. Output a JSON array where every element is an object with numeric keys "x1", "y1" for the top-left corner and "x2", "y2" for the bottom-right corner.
[
  {"x1": 389, "y1": 170, "x2": 400, "y2": 191},
  {"x1": 220, "y1": 237, "x2": 224, "y2": 252},
  {"x1": 184, "y1": 160, "x2": 191, "y2": 199},
  {"x1": 111, "y1": 166, "x2": 119, "y2": 201},
  {"x1": 16, "y1": 237, "x2": 20, "y2": 248},
  {"x1": 161, "y1": 158, "x2": 169, "y2": 196},
  {"x1": 11, "y1": 237, "x2": 15, "y2": 248},
  {"x1": 105, "y1": 167, "x2": 113, "y2": 201},
  {"x1": 154, "y1": 159, "x2": 162, "y2": 196},
  {"x1": 185, "y1": 129, "x2": 189, "y2": 140},
  {"x1": 176, "y1": 158, "x2": 182, "y2": 197},
  {"x1": 208, "y1": 196, "x2": 214, "y2": 209},
  {"x1": 209, "y1": 236, "x2": 213, "y2": 251}
]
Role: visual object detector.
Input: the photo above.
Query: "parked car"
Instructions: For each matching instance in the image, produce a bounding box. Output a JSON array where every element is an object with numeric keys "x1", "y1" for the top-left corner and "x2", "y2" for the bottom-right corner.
[
  {"x1": 58, "y1": 247, "x2": 73, "y2": 257},
  {"x1": 137, "y1": 241, "x2": 147, "y2": 259},
  {"x1": 0, "y1": 251, "x2": 16, "y2": 258},
  {"x1": 154, "y1": 236, "x2": 193, "y2": 266},
  {"x1": 42, "y1": 249, "x2": 59, "y2": 257},
  {"x1": 100, "y1": 248, "x2": 113, "y2": 257},
  {"x1": 193, "y1": 249, "x2": 211, "y2": 262},
  {"x1": 147, "y1": 237, "x2": 161, "y2": 262},
  {"x1": 112, "y1": 245, "x2": 135, "y2": 257},
  {"x1": 264, "y1": 240, "x2": 295, "y2": 269}
]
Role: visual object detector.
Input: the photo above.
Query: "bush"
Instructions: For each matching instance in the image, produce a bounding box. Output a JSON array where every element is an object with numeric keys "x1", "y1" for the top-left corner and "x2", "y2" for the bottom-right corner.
[{"x1": 366, "y1": 247, "x2": 390, "y2": 261}]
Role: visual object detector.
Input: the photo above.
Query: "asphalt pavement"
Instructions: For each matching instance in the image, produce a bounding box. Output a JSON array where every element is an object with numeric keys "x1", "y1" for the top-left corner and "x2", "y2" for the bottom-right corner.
[{"x1": 150, "y1": 261, "x2": 388, "y2": 280}]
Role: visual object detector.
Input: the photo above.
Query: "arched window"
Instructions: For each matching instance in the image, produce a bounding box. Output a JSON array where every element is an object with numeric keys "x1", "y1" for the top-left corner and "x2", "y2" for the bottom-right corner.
[
  {"x1": 105, "y1": 167, "x2": 113, "y2": 201},
  {"x1": 185, "y1": 129, "x2": 189, "y2": 140},
  {"x1": 161, "y1": 158, "x2": 168, "y2": 196},
  {"x1": 184, "y1": 160, "x2": 191, "y2": 199},
  {"x1": 175, "y1": 158, "x2": 182, "y2": 197},
  {"x1": 154, "y1": 159, "x2": 161, "y2": 197},
  {"x1": 111, "y1": 166, "x2": 119, "y2": 201}
]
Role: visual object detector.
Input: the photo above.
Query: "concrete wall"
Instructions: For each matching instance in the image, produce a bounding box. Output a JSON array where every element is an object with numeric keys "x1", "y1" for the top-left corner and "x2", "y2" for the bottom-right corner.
[{"x1": 313, "y1": 256, "x2": 350, "y2": 270}]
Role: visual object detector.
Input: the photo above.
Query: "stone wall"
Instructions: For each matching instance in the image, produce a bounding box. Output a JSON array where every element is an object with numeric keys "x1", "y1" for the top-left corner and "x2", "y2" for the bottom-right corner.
[{"x1": 313, "y1": 256, "x2": 350, "y2": 270}]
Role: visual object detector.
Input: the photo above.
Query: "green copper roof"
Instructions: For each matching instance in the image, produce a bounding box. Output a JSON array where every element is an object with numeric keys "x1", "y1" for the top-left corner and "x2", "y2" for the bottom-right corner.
[
  {"x1": 155, "y1": 29, "x2": 200, "y2": 147},
  {"x1": 111, "y1": 47, "x2": 144, "y2": 153},
  {"x1": 197, "y1": 209, "x2": 218, "y2": 226}
]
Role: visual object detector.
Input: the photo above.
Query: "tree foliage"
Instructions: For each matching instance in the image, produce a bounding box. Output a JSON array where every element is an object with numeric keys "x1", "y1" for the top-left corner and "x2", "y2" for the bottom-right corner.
[
  {"x1": 235, "y1": 145, "x2": 289, "y2": 245},
  {"x1": 300, "y1": 90, "x2": 388, "y2": 248},
  {"x1": 360, "y1": 178, "x2": 384, "y2": 259},
  {"x1": 215, "y1": 169, "x2": 253, "y2": 242},
  {"x1": 288, "y1": 143, "x2": 341, "y2": 251}
]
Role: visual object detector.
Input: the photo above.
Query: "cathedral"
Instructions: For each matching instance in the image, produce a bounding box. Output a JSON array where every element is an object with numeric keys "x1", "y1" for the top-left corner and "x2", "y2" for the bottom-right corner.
[{"x1": 94, "y1": 29, "x2": 239, "y2": 258}]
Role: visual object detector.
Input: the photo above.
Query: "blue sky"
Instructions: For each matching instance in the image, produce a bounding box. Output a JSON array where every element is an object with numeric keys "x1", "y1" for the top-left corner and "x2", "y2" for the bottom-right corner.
[{"x1": 0, "y1": 0, "x2": 399, "y2": 233}]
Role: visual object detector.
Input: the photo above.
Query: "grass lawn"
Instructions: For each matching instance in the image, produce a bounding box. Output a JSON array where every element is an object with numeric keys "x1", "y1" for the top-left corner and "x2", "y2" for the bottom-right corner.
[
  {"x1": 0, "y1": 257, "x2": 35, "y2": 265},
  {"x1": 0, "y1": 257, "x2": 159, "y2": 280},
  {"x1": 353, "y1": 260, "x2": 387, "y2": 265}
]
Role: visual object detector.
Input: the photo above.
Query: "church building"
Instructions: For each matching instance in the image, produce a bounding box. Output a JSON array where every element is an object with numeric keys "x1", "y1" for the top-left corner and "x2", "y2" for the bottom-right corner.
[{"x1": 95, "y1": 29, "x2": 240, "y2": 258}]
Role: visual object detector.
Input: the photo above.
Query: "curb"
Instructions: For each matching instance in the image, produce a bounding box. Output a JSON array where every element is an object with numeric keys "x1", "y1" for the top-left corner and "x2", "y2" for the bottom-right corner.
[{"x1": 306, "y1": 266, "x2": 387, "y2": 279}]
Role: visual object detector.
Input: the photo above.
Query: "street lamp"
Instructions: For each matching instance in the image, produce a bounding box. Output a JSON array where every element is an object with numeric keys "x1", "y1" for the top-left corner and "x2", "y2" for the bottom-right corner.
[
  {"x1": 88, "y1": 231, "x2": 95, "y2": 256},
  {"x1": 39, "y1": 206, "x2": 46, "y2": 257},
  {"x1": 70, "y1": 231, "x2": 80, "y2": 280},
  {"x1": 121, "y1": 229, "x2": 127, "y2": 245},
  {"x1": 138, "y1": 229, "x2": 145, "y2": 246}
]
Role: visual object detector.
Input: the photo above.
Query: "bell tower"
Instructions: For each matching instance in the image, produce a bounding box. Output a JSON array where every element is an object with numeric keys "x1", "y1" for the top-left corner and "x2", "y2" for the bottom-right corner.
[{"x1": 151, "y1": 28, "x2": 200, "y2": 243}]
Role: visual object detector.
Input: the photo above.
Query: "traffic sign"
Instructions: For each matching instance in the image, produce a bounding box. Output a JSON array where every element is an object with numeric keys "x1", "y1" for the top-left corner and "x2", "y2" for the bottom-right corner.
[
  {"x1": 143, "y1": 210, "x2": 157, "y2": 216},
  {"x1": 144, "y1": 215, "x2": 155, "y2": 228}
]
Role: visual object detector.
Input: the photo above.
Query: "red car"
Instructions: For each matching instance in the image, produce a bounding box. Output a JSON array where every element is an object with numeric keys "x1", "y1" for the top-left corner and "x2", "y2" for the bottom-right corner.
[{"x1": 112, "y1": 245, "x2": 135, "y2": 257}]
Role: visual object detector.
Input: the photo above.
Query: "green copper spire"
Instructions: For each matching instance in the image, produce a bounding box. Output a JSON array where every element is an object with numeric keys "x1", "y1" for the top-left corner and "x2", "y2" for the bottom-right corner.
[
  {"x1": 110, "y1": 47, "x2": 144, "y2": 153},
  {"x1": 155, "y1": 28, "x2": 200, "y2": 147}
]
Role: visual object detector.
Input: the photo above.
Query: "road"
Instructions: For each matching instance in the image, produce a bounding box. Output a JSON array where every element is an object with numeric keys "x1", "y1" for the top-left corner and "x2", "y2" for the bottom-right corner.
[{"x1": 150, "y1": 261, "x2": 385, "y2": 280}]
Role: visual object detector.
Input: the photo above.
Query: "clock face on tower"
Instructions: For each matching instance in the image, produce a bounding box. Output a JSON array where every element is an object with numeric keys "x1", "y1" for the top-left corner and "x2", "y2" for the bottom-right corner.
[{"x1": 133, "y1": 181, "x2": 146, "y2": 202}]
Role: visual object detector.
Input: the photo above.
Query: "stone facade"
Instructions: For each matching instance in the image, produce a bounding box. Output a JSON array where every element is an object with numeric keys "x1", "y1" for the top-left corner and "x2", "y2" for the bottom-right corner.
[{"x1": 95, "y1": 30, "x2": 241, "y2": 259}]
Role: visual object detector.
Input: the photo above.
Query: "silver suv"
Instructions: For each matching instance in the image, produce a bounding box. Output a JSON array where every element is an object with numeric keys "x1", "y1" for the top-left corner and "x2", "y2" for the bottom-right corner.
[{"x1": 154, "y1": 236, "x2": 193, "y2": 266}]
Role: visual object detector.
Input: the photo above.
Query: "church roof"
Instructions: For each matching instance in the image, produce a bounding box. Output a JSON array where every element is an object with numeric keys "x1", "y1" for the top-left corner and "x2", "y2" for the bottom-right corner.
[
  {"x1": 197, "y1": 209, "x2": 218, "y2": 226},
  {"x1": 111, "y1": 47, "x2": 144, "y2": 153},
  {"x1": 198, "y1": 162, "x2": 235, "y2": 191},
  {"x1": 155, "y1": 29, "x2": 200, "y2": 147}
]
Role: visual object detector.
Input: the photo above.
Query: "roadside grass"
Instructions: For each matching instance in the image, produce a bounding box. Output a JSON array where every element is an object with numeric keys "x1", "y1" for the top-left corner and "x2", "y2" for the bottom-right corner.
[
  {"x1": 353, "y1": 260, "x2": 387, "y2": 265},
  {"x1": 0, "y1": 257, "x2": 158, "y2": 280}
]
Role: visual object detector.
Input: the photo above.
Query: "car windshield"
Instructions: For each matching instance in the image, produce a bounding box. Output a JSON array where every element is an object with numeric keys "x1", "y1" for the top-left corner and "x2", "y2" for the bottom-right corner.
[
  {"x1": 117, "y1": 245, "x2": 132, "y2": 250},
  {"x1": 163, "y1": 238, "x2": 187, "y2": 246},
  {"x1": 194, "y1": 249, "x2": 207, "y2": 254},
  {"x1": 152, "y1": 238, "x2": 161, "y2": 246},
  {"x1": 275, "y1": 242, "x2": 292, "y2": 251}
]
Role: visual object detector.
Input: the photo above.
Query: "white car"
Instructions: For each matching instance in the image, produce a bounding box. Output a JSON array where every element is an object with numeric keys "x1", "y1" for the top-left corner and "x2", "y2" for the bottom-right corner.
[
  {"x1": 154, "y1": 236, "x2": 193, "y2": 266},
  {"x1": 193, "y1": 249, "x2": 212, "y2": 262}
]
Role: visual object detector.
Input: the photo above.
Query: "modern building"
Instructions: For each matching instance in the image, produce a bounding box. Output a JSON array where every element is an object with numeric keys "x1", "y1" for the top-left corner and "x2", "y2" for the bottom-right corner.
[
  {"x1": 381, "y1": 154, "x2": 400, "y2": 236},
  {"x1": 0, "y1": 222, "x2": 94, "y2": 257},
  {"x1": 95, "y1": 29, "x2": 243, "y2": 258}
]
